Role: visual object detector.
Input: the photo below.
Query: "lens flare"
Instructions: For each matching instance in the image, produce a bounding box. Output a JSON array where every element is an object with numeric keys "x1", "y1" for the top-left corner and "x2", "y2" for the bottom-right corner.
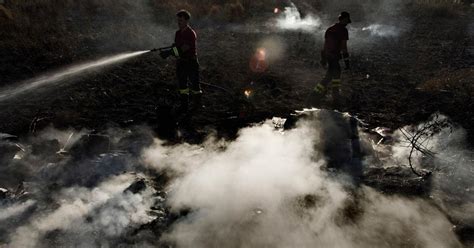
[
  {"x1": 249, "y1": 48, "x2": 268, "y2": 73},
  {"x1": 256, "y1": 48, "x2": 266, "y2": 60},
  {"x1": 244, "y1": 89, "x2": 253, "y2": 98},
  {"x1": 274, "y1": 7, "x2": 280, "y2": 14}
]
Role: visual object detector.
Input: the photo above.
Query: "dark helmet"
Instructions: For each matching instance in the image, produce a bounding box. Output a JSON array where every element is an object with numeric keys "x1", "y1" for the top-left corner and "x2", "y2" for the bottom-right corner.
[{"x1": 339, "y1": 11, "x2": 352, "y2": 23}]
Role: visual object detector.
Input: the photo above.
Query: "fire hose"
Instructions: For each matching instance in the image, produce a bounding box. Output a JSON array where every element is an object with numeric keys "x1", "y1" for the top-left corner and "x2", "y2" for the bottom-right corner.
[
  {"x1": 149, "y1": 46, "x2": 255, "y2": 117},
  {"x1": 149, "y1": 46, "x2": 236, "y2": 98}
]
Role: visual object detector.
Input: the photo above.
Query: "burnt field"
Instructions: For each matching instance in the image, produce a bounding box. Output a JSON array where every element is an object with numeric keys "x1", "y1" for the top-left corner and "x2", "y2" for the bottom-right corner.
[
  {"x1": 0, "y1": 0, "x2": 473, "y2": 247},
  {"x1": 0, "y1": 0, "x2": 472, "y2": 139}
]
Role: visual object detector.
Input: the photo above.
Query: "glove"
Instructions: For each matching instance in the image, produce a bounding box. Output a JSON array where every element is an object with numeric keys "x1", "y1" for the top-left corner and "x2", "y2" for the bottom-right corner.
[
  {"x1": 159, "y1": 44, "x2": 180, "y2": 59},
  {"x1": 320, "y1": 50, "x2": 327, "y2": 68}
]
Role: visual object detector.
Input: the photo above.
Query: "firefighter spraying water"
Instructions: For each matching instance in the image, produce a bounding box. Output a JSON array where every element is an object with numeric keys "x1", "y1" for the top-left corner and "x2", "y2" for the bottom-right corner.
[{"x1": 151, "y1": 10, "x2": 202, "y2": 114}]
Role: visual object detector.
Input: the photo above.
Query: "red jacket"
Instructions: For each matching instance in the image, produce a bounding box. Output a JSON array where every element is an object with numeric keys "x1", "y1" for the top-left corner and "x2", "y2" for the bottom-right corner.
[
  {"x1": 324, "y1": 23, "x2": 349, "y2": 55},
  {"x1": 175, "y1": 26, "x2": 197, "y2": 59}
]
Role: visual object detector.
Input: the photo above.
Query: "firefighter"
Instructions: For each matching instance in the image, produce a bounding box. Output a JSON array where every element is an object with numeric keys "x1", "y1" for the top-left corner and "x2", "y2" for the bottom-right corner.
[
  {"x1": 312, "y1": 11, "x2": 352, "y2": 107},
  {"x1": 174, "y1": 10, "x2": 202, "y2": 112}
]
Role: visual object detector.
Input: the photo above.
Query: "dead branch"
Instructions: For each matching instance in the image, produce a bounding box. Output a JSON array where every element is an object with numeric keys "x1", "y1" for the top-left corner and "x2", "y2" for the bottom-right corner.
[{"x1": 399, "y1": 114, "x2": 451, "y2": 177}]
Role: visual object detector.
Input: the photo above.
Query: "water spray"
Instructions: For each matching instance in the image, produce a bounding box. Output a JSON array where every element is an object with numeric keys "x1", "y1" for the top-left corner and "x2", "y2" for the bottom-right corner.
[
  {"x1": 0, "y1": 51, "x2": 149, "y2": 102},
  {"x1": 58, "y1": 132, "x2": 75, "y2": 154},
  {"x1": 361, "y1": 24, "x2": 401, "y2": 37}
]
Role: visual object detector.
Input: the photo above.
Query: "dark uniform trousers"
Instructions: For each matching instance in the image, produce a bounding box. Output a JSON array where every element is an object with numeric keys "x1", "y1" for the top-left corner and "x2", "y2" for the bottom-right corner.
[
  {"x1": 176, "y1": 58, "x2": 202, "y2": 110},
  {"x1": 312, "y1": 53, "x2": 342, "y2": 107},
  {"x1": 321, "y1": 53, "x2": 341, "y2": 89}
]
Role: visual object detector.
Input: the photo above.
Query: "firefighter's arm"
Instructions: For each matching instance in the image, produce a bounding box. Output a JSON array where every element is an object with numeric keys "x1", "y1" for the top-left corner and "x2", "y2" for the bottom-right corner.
[
  {"x1": 341, "y1": 40, "x2": 348, "y2": 54},
  {"x1": 341, "y1": 40, "x2": 350, "y2": 70}
]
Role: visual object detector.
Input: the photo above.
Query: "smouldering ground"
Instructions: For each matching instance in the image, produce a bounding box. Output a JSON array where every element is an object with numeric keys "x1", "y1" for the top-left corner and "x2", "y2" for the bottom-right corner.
[{"x1": 0, "y1": 1, "x2": 473, "y2": 247}]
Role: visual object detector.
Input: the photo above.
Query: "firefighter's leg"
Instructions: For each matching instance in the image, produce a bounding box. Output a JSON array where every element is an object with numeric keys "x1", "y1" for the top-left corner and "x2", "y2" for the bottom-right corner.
[
  {"x1": 189, "y1": 59, "x2": 203, "y2": 110},
  {"x1": 329, "y1": 59, "x2": 342, "y2": 108},
  {"x1": 321, "y1": 66, "x2": 334, "y2": 88},
  {"x1": 177, "y1": 60, "x2": 189, "y2": 112},
  {"x1": 308, "y1": 63, "x2": 331, "y2": 106},
  {"x1": 313, "y1": 57, "x2": 336, "y2": 97},
  {"x1": 314, "y1": 67, "x2": 332, "y2": 95}
]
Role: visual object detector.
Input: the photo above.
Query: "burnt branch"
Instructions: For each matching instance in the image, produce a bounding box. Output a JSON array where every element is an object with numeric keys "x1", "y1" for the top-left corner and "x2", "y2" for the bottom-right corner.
[{"x1": 399, "y1": 114, "x2": 452, "y2": 177}]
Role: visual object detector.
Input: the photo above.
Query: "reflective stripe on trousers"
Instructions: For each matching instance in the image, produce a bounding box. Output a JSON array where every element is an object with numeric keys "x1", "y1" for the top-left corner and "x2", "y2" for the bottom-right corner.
[
  {"x1": 331, "y1": 79, "x2": 341, "y2": 88},
  {"x1": 179, "y1": 88, "x2": 190, "y2": 95},
  {"x1": 314, "y1": 83, "x2": 325, "y2": 93},
  {"x1": 177, "y1": 59, "x2": 201, "y2": 95},
  {"x1": 179, "y1": 88, "x2": 203, "y2": 95}
]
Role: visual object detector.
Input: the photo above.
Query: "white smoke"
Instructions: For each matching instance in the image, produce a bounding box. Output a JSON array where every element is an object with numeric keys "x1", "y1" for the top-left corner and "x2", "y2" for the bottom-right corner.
[
  {"x1": 275, "y1": 3, "x2": 322, "y2": 32},
  {"x1": 389, "y1": 115, "x2": 474, "y2": 226},
  {"x1": 316, "y1": 0, "x2": 410, "y2": 44},
  {"x1": 0, "y1": 200, "x2": 36, "y2": 221},
  {"x1": 0, "y1": 126, "x2": 159, "y2": 247},
  {"x1": 142, "y1": 111, "x2": 463, "y2": 248},
  {"x1": 361, "y1": 24, "x2": 402, "y2": 37},
  {"x1": 34, "y1": 126, "x2": 89, "y2": 152},
  {"x1": 1, "y1": 112, "x2": 471, "y2": 247},
  {"x1": 7, "y1": 174, "x2": 155, "y2": 247}
]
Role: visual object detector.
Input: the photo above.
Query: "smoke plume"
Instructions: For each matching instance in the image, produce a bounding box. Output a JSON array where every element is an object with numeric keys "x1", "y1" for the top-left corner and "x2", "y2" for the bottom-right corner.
[
  {"x1": 1, "y1": 110, "x2": 471, "y2": 247},
  {"x1": 142, "y1": 110, "x2": 464, "y2": 248},
  {"x1": 389, "y1": 115, "x2": 474, "y2": 227},
  {"x1": 275, "y1": 2, "x2": 322, "y2": 32},
  {"x1": 0, "y1": 126, "x2": 158, "y2": 247},
  {"x1": 8, "y1": 174, "x2": 155, "y2": 248}
]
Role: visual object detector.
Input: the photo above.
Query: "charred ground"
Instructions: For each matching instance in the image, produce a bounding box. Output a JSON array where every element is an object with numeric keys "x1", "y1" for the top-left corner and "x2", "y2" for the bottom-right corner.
[
  {"x1": 0, "y1": 0, "x2": 472, "y2": 143},
  {"x1": 0, "y1": 1, "x2": 473, "y2": 246}
]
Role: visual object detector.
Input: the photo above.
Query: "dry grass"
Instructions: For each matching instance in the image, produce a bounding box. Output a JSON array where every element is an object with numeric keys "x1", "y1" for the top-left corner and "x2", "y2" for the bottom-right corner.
[
  {"x1": 0, "y1": 0, "x2": 277, "y2": 34},
  {"x1": 153, "y1": 0, "x2": 276, "y2": 21},
  {"x1": 0, "y1": 0, "x2": 277, "y2": 59},
  {"x1": 413, "y1": 0, "x2": 469, "y2": 17},
  {"x1": 415, "y1": 0, "x2": 465, "y2": 4},
  {"x1": 419, "y1": 68, "x2": 474, "y2": 94},
  {"x1": 0, "y1": 0, "x2": 469, "y2": 81},
  {"x1": 0, "y1": 0, "x2": 279, "y2": 84}
]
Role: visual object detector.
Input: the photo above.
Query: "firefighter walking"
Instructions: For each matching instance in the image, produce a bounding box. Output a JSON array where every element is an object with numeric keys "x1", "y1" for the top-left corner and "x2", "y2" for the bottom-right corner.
[{"x1": 312, "y1": 11, "x2": 352, "y2": 107}]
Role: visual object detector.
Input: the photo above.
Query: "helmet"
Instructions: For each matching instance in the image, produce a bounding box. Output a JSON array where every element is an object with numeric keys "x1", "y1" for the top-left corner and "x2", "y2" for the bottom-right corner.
[{"x1": 339, "y1": 11, "x2": 352, "y2": 23}]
